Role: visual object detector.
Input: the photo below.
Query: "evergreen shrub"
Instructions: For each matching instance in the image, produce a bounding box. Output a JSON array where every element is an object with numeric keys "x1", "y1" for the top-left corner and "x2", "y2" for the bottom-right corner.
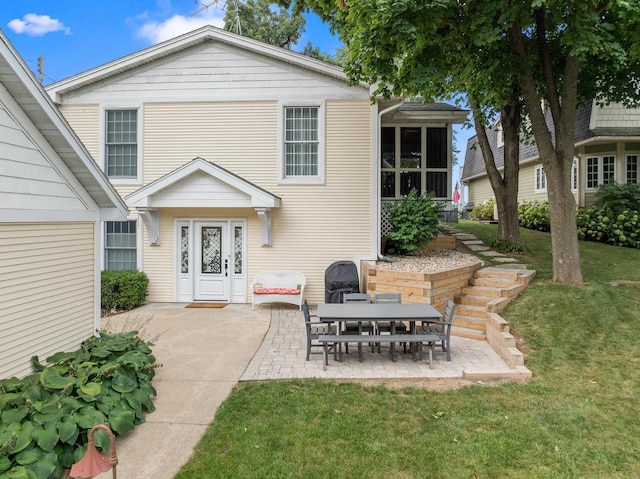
[{"x1": 101, "y1": 270, "x2": 149, "y2": 311}]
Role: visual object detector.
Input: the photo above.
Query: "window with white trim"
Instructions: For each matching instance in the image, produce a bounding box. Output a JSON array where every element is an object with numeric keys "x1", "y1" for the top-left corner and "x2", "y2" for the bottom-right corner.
[
  {"x1": 627, "y1": 155, "x2": 638, "y2": 184},
  {"x1": 283, "y1": 106, "x2": 319, "y2": 178},
  {"x1": 535, "y1": 165, "x2": 546, "y2": 193},
  {"x1": 603, "y1": 155, "x2": 615, "y2": 184},
  {"x1": 380, "y1": 126, "x2": 449, "y2": 198},
  {"x1": 571, "y1": 158, "x2": 578, "y2": 191},
  {"x1": 586, "y1": 155, "x2": 616, "y2": 188},
  {"x1": 105, "y1": 221, "x2": 137, "y2": 270},
  {"x1": 105, "y1": 110, "x2": 137, "y2": 178}
]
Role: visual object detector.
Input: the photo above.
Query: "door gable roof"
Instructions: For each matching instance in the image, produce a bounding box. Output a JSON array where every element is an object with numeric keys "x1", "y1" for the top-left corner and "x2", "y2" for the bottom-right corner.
[
  {"x1": 125, "y1": 157, "x2": 280, "y2": 209},
  {"x1": 126, "y1": 158, "x2": 280, "y2": 246}
]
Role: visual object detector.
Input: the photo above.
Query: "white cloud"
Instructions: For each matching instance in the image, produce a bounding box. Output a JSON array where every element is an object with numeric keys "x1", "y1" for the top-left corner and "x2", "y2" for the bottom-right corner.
[
  {"x1": 7, "y1": 13, "x2": 71, "y2": 37},
  {"x1": 135, "y1": 11, "x2": 225, "y2": 44}
]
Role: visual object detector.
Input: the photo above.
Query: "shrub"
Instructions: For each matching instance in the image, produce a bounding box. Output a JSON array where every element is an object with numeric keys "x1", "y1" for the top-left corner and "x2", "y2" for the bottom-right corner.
[
  {"x1": 518, "y1": 200, "x2": 551, "y2": 231},
  {"x1": 0, "y1": 331, "x2": 159, "y2": 479},
  {"x1": 101, "y1": 270, "x2": 149, "y2": 311},
  {"x1": 594, "y1": 182, "x2": 640, "y2": 214},
  {"x1": 577, "y1": 207, "x2": 640, "y2": 248},
  {"x1": 469, "y1": 198, "x2": 495, "y2": 221},
  {"x1": 387, "y1": 189, "x2": 444, "y2": 254}
]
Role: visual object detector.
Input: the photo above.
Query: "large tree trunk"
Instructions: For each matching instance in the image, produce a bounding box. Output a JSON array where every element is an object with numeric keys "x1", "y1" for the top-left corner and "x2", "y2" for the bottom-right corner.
[
  {"x1": 508, "y1": 16, "x2": 583, "y2": 283},
  {"x1": 543, "y1": 156, "x2": 582, "y2": 283},
  {"x1": 471, "y1": 102, "x2": 521, "y2": 244}
]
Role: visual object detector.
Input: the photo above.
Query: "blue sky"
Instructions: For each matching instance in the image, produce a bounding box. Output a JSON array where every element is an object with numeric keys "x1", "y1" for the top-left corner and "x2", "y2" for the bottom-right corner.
[{"x1": 3, "y1": 0, "x2": 472, "y2": 197}]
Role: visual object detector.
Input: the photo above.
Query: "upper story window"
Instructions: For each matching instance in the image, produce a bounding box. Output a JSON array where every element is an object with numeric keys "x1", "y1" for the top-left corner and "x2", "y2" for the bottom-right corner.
[
  {"x1": 627, "y1": 155, "x2": 638, "y2": 183},
  {"x1": 586, "y1": 155, "x2": 616, "y2": 189},
  {"x1": 535, "y1": 165, "x2": 546, "y2": 193},
  {"x1": 381, "y1": 126, "x2": 449, "y2": 199},
  {"x1": 106, "y1": 110, "x2": 137, "y2": 179},
  {"x1": 496, "y1": 122, "x2": 504, "y2": 148},
  {"x1": 104, "y1": 220, "x2": 137, "y2": 270},
  {"x1": 281, "y1": 106, "x2": 324, "y2": 183}
]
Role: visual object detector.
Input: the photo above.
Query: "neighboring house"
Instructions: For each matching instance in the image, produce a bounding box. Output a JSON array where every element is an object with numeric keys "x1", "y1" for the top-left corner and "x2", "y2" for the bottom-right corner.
[
  {"x1": 462, "y1": 101, "x2": 640, "y2": 208},
  {"x1": 0, "y1": 31, "x2": 129, "y2": 379},
  {"x1": 45, "y1": 25, "x2": 468, "y2": 305}
]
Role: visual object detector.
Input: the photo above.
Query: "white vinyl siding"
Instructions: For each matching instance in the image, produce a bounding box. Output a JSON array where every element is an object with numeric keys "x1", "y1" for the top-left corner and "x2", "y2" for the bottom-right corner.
[
  {"x1": 59, "y1": 104, "x2": 100, "y2": 160},
  {"x1": 52, "y1": 42, "x2": 369, "y2": 105},
  {"x1": 0, "y1": 100, "x2": 95, "y2": 219},
  {"x1": 0, "y1": 223, "x2": 96, "y2": 378},
  {"x1": 465, "y1": 177, "x2": 493, "y2": 205},
  {"x1": 135, "y1": 100, "x2": 372, "y2": 304}
]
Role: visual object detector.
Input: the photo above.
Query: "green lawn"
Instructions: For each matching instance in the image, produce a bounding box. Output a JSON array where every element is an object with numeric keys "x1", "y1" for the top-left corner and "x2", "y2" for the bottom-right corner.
[{"x1": 174, "y1": 222, "x2": 640, "y2": 478}]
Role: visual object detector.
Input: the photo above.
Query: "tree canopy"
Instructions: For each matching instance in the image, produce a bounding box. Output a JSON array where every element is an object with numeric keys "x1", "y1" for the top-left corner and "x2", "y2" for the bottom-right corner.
[
  {"x1": 224, "y1": 0, "x2": 305, "y2": 49},
  {"x1": 292, "y1": 0, "x2": 640, "y2": 283}
]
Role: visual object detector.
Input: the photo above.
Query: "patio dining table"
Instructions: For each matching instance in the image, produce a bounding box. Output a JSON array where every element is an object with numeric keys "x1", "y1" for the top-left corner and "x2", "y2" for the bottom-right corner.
[{"x1": 316, "y1": 302, "x2": 442, "y2": 361}]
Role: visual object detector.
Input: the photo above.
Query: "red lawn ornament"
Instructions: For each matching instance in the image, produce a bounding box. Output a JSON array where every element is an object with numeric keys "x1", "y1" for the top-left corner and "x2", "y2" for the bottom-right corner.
[{"x1": 69, "y1": 425, "x2": 118, "y2": 479}]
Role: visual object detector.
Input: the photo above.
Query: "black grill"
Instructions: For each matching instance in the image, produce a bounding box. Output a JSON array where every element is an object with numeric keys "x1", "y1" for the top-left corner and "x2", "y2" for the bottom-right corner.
[{"x1": 324, "y1": 261, "x2": 360, "y2": 303}]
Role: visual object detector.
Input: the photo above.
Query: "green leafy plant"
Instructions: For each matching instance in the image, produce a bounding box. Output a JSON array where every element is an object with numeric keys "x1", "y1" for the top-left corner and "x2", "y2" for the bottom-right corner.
[
  {"x1": 518, "y1": 200, "x2": 550, "y2": 232},
  {"x1": 487, "y1": 238, "x2": 526, "y2": 254},
  {"x1": 594, "y1": 182, "x2": 640, "y2": 214},
  {"x1": 386, "y1": 189, "x2": 444, "y2": 254},
  {"x1": 577, "y1": 207, "x2": 640, "y2": 248},
  {"x1": 101, "y1": 270, "x2": 149, "y2": 311},
  {"x1": 469, "y1": 198, "x2": 495, "y2": 221},
  {"x1": 0, "y1": 331, "x2": 159, "y2": 479}
]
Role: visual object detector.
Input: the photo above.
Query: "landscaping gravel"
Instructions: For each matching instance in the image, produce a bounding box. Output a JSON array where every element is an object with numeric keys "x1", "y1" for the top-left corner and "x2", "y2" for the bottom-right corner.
[{"x1": 376, "y1": 248, "x2": 483, "y2": 273}]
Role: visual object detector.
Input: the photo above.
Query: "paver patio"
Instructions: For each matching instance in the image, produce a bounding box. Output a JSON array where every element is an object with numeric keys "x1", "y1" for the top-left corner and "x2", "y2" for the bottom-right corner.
[{"x1": 241, "y1": 304, "x2": 530, "y2": 382}]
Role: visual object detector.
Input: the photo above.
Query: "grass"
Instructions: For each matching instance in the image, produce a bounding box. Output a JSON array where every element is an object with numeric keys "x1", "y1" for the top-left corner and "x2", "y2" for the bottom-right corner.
[{"x1": 174, "y1": 221, "x2": 640, "y2": 478}]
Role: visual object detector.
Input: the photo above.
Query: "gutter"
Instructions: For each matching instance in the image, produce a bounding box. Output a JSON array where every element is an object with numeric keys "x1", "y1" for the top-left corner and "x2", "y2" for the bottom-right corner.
[{"x1": 376, "y1": 99, "x2": 406, "y2": 263}]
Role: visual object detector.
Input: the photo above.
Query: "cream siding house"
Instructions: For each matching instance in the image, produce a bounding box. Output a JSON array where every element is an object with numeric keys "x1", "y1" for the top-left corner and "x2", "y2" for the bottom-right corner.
[
  {"x1": 462, "y1": 101, "x2": 640, "y2": 208},
  {"x1": 0, "y1": 32, "x2": 128, "y2": 379},
  {"x1": 46, "y1": 26, "x2": 467, "y2": 305}
]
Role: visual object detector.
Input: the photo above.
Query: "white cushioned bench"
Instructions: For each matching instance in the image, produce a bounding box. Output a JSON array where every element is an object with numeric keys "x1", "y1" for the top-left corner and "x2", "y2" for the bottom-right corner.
[{"x1": 251, "y1": 271, "x2": 306, "y2": 310}]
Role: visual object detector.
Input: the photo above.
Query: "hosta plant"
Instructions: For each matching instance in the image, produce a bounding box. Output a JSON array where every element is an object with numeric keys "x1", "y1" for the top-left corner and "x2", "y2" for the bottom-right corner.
[{"x1": 0, "y1": 331, "x2": 159, "y2": 479}]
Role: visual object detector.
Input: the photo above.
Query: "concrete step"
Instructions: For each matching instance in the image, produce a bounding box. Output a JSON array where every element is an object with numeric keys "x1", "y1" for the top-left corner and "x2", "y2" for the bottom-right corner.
[
  {"x1": 452, "y1": 314, "x2": 486, "y2": 331},
  {"x1": 451, "y1": 325, "x2": 486, "y2": 340}
]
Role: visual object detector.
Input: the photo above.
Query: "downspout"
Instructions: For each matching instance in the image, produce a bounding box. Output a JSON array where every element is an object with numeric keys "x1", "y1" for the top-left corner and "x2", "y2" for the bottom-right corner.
[{"x1": 376, "y1": 98, "x2": 406, "y2": 262}]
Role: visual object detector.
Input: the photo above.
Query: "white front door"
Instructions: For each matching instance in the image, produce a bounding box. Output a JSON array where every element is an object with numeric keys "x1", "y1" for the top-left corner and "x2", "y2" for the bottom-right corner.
[
  {"x1": 194, "y1": 222, "x2": 229, "y2": 301},
  {"x1": 175, "y1": 219, "x2": 246, "y2": 303}
]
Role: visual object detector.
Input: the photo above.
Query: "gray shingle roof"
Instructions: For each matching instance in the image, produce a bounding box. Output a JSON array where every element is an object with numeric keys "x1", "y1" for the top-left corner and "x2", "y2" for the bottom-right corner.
[{"x1": 461, "y1": 102, "x2": 603, "y2": 181}]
